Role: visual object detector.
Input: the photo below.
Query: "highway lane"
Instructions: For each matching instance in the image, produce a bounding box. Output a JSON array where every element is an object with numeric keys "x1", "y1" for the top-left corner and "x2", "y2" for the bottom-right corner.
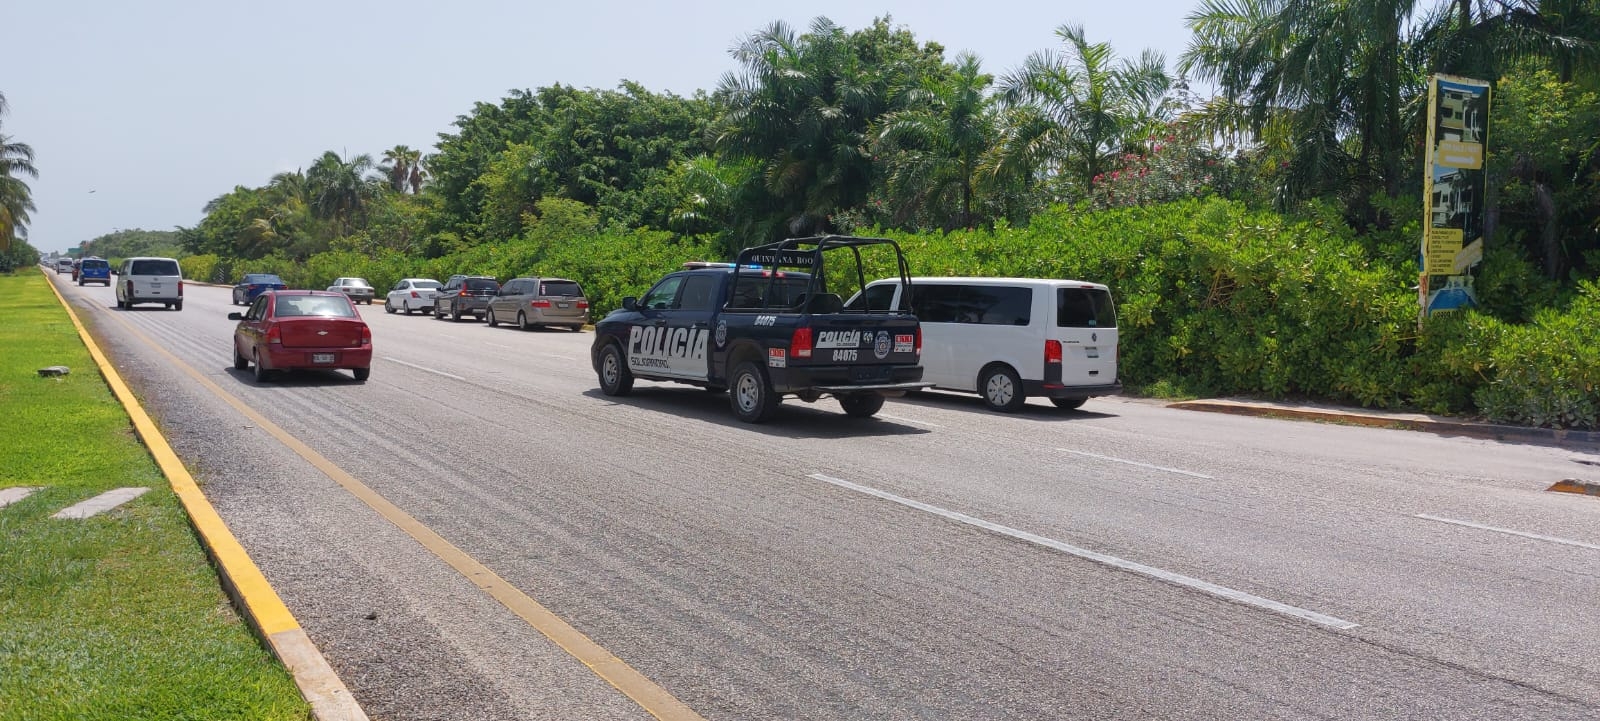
[{"x1": 55, "y1": 275, "x2": 1600, "y2": 719}]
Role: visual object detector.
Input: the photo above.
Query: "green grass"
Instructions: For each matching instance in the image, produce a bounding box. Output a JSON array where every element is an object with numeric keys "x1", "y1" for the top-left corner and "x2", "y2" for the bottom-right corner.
[{"x1": 0, "y1": 271, "x2": 310, "y2": 720}]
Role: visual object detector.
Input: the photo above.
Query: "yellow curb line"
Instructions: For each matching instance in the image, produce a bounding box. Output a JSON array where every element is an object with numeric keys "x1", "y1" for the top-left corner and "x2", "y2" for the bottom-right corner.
[
  {"x1": 43, "y1": 271, "x2": 367, "y2": 721},
  {"x1": 1547, "y1": 479, "x2": 1600, "y2": 497}
]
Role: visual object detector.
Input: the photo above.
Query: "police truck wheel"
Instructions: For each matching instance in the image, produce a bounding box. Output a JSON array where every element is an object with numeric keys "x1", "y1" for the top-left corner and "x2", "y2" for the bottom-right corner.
[
  {"x1": 979, "y1": 364, "x2": 1026, "y2": 413},
  {"x1": 838, "y1": 392, "x2": 885, "y2": 418},
  {"x1": 1050, "y1": 397, "x2": 1087, "y2": 410},
  {"x1": 730, "y1": 361, "x2": 780, "y2": 423},
  {"x1": 598, "y1": 344, "x2": 634, "y2": 396}
]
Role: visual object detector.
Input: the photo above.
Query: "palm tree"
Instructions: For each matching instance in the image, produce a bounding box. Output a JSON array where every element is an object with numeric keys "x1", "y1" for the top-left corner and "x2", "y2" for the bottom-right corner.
[
  {"x1": 996, "y1": 24, "x2": 1172, "y2": 197},
  {"x1": 380, "y1": 145, "x2": 425, "y2": 194},
  {"x1": 874, "y1": 52, "x2": 998, "y2": 229},
  {"x1": 305, "y1": 151, "x2": 378, "y2": 234},
  {"x1": 0, "y1": 92, "x2": 38, "y2": 251}
]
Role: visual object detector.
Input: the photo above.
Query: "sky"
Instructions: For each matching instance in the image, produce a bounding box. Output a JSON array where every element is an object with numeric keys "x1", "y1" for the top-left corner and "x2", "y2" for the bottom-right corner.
[{"x1": 6, "y1": 0, "x2": 1202, "y2": 254}]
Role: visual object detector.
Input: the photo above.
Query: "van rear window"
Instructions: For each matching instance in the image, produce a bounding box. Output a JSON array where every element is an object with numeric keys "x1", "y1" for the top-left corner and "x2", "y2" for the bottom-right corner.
[
  {"x1": 130, "y1": 259, "x2": 181, "y2": 276},
  {"x1": 1057, "y1": 288, "x2": 1116, "y2": 328},
  {"x1": 539, "y1": 281, "x2": 583, "y2": 297}
]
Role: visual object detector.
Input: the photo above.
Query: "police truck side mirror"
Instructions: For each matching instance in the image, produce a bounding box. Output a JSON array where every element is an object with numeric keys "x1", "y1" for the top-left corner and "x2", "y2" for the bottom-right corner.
[{"x1": 621, "y1": 296, "x2": 637, "y2": 311}]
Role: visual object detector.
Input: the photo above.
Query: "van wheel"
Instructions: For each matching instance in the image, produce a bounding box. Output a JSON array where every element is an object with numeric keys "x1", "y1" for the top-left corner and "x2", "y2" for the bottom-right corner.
[
  {"x1": 487, "y1": 308, "x2": 499, "y2": 327},
  {"x1": 1050, "y1": 397, "x2": 1087, "y2": 410},
  {"x1": 518, "y1": 312, "x2": 531, "y2": 331},
  {"x1": 979, "y1": 365, "x2": 1026, "y2": 413},
  {"x1": 730, "y1": 361, "x2": 780, "y2": 423},
  {"x1": 173, "y1": 301, "x2": 183, "y2": 311},
  {"x1": 838, "y1": 393, "x2": 885, "y2": 418},
  {"x1": 598, "y1": 343, "x2": 633, "y2": 396}
]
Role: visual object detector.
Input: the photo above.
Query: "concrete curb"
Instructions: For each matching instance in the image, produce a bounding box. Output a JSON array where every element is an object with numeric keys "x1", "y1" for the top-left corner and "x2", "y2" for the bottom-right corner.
[
  {"x1": 1167, "y1": 399, "x2": 1600, "y2": 450},
  {"x1": 44, "y1": 271, "x2": 368, "y2": 721}
]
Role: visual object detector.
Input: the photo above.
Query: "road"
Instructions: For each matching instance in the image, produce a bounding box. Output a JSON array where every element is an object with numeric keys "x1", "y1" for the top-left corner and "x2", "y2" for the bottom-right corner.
[{"x1": 53, "y1": 274, "x2": 1600, "y2": 720}]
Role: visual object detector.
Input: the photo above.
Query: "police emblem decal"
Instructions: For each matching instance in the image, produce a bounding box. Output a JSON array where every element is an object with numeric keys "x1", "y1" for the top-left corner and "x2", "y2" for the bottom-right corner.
[{"x1": 873, "y1": 331, "x2": 891, "y2": 359}]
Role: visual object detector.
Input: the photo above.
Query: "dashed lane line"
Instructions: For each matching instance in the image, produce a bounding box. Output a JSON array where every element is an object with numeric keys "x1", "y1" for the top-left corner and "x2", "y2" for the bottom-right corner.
[
  {"x1": 382, "y1": 357, "x2": 466, "y2": 381},
  {"x1": 52, "y1": 487, "x2": 151, "y2": 519},
  {"x1": 1414, "y1": 514, "x2": 1600, "y2": 552},
  {"x1": 1058, "y1": 448, "x2": 1214, "y2": 479},
  {"x1": 807, "y1": 472, "x2": 1359, "y2": 630}
]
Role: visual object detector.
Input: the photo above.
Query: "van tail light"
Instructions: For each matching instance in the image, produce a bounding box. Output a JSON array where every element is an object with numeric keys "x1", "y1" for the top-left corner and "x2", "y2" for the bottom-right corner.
[
  {"x1": 459, "y1": 289, "x2": 471, "y2": 297},
  {"x1": 1045, "y1": 339, "x2": 1063, "y2": 364},
  {"x1": 530, "y1": 299, "x2": 551, "y2": 308},
  {"x1": 576, "y1": 301, "x2": 589, "y2": 309},
  {"x1": 265, "y1": 325, "x2": 282, "y2": 345},
  {"x1": 177, "y1": 280, "x2": 184, "y2": 297},
  {"x1": 791, "y1": 327, "x2": 813, "y2": 359}
]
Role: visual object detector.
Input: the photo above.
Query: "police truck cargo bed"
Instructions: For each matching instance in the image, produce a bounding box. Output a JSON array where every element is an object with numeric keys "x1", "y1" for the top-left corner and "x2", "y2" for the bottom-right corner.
[{"x1": 592, "y1": 235, "x2": 930, "y2": 423}]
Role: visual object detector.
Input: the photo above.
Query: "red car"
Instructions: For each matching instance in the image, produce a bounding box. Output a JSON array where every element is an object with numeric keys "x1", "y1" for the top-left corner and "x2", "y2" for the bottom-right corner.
[{"x1": 230, "y1": 290, "x2": 372, "y2": 382}]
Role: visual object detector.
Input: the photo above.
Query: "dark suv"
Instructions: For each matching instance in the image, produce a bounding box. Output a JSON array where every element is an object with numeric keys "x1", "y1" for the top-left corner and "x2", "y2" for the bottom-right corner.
[{"x1": 434, "y1": 275, "x2": 500, "y2": 322}]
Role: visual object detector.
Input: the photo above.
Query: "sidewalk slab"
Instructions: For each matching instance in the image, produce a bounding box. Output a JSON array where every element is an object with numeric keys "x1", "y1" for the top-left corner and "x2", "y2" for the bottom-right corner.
[
  {"x1": 53, "y1": 487, "x2": 150, "y2": 519},
  {"x1": 0, "y1": 487, "x2": 40, "y2": 509}
]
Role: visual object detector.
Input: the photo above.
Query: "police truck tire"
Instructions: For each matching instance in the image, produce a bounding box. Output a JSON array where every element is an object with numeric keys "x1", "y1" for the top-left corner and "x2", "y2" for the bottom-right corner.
[
  {"x1": 980, "y1": 364, "x2": 1026, "y2": 413},
  {"x1": 598, "y1": 344, "x2": 633, "y2": 396},
  {"x1": 730, "y1": 361, "x2": 780, "y2": 423},
  {"x1": 1050, "y1": 397, "x2": 1087, "y2": 410},
  {"x1": 838, "y1": 392, "x2": 885, "y2": 418}
]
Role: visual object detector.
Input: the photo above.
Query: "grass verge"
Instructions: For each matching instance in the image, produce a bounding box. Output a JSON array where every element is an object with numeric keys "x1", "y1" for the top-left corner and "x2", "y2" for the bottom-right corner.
[{"x1": 0, "y1": 271, "x2": 309, "y2": 720}]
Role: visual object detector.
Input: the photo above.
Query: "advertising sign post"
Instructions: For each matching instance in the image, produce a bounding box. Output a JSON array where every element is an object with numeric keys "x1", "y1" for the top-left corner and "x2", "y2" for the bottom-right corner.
[{"x1": 1421, "y1": 74, "x2": 1492, "y2": 318}]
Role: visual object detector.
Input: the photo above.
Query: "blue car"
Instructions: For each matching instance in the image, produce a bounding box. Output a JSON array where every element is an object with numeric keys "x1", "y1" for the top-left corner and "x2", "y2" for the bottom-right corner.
[
  {"x1": 76, "y1": 257, "x2": 111, "y2": 286},
  {"x1": 232, "y1": 273, "x2": 287, "y2": 305}
]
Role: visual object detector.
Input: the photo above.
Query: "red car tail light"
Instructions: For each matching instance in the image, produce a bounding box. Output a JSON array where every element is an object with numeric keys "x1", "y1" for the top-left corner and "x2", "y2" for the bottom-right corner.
[
  {"x1": 1045, "y1": 339, "x2": 1062, "y2": 364},
  {"x1": 530, "y1": 299, "x2": 551, "y2": 308},
  {"x1": 265, "y1": 325, "x2": 283, "y2": 345},
  {"x1": 791, "y1": 327, "x2": 813, "y2": 359},
  {"x1": 357, "y1": 325, "x2": 371, "y2": 347}
]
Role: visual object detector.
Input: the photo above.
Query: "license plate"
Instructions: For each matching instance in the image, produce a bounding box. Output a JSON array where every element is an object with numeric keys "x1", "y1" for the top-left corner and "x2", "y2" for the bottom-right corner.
[
  {"x1": 312, "y1": 353, "x2": 335, "y2": 364},
  {"x1": 850, "y1": 366, "x2": 888, "y2": 381},
  {"x1": 1087, "y1": 347, "x2": 1099, "y2": 358},
  {"x1": 557, "y1": 302, "x2": 570, "y2": 309}
]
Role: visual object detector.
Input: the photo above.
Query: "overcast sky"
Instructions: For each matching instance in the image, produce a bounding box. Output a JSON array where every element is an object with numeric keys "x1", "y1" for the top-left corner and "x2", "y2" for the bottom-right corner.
[{"x1": 7, "y1": 0, "x2": 1202, "y2": 253}]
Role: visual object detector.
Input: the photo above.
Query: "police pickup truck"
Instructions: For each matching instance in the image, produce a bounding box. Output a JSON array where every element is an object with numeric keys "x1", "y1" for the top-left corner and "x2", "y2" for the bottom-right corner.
[{"x1": 591, "y1": 235, "x2": 929, "y2": 423}]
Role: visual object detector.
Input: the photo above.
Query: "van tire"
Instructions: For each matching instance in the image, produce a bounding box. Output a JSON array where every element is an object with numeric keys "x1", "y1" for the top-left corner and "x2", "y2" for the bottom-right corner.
[
  {"x1": 838, "y1": 393, "x2": 885, "y2": 418},
  {"x1": 173, "y1": 301, "x2": 183, "y2": 311},
  {"x1": 1050, "y1": 397, "x2": 1087, "y2": 410},
  {"x1": 979, "y1": 364, "x2": 1026, "y2": 413},
  {"x1": 598, "y1": 343, "x2": 633, "y2": 396},
  {"x1": 730, "y1": 361, "x2": 780, "y2": 423}
]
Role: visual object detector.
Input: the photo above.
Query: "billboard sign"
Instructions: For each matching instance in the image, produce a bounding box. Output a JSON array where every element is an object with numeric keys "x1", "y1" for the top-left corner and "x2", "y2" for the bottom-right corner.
[{"x1": 1421, "y1": 75, "x2": 1491, "y2": 317}]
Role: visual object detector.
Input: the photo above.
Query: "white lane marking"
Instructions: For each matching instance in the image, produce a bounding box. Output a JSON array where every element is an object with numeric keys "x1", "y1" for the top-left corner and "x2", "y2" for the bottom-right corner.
[
  {"x1": 484, "y1": 342, "x2": 513, "y2": 350},
  {"x1": 53, "y1": 487, "x2": 150, "y2": 519},
  {"x1": 1414, "y1": 514, "x2": 1600, "y2": 552},
  {"x1": 878, "y1": 413, "x2": 943, "y2": 428},
  {"x1": 383, "y1": 357, "x2": 465, "y2": 381},
  {"x1": 1058, "y1": 449, "x2": 1213, "y2": 479},
  {"x1": 0, "y1": 487, "x2": 40, "y2": 509},
  {"x1": 807, "y1": 473, "x2": 1358, "y2": 630}
]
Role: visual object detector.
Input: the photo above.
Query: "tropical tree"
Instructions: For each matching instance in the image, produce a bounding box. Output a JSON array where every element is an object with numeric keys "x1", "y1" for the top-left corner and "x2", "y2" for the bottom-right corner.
[
  {"x1": 995, "y1": 24, "x2": 1172, "y2": 201},
  {"x1": 0, "y1": 92, "x2": 38, "y2": 251},
  {"x1": 305, "y1": 151, "x2": 379, "y2": 234},
  {"x1": 873, "y1": 51, "x2": 999, "y2": 230},
  {"x1": 380, "y1": 145, "x2": 424, "y2": 194}
]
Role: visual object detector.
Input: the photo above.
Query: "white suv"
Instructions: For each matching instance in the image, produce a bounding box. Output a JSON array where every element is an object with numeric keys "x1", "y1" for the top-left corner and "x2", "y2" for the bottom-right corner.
[{"x1": 116, "y1": 257, "x2": 184, "y2": 310}]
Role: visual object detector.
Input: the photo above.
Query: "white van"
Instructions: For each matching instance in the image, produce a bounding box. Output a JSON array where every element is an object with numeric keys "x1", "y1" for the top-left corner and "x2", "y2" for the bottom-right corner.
[
  {"x1": 849, "y1": 277, "x2": 1120, "y2": 412},
  {"x1": 116, "y1": 256, "x2": 184, "y2": 310}
]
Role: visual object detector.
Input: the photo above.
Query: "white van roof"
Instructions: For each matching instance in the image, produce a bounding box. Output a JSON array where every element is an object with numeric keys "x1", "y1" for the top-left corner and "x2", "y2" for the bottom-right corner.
[{"x1": 873, "y1": 276, "x2": 1111, "y2": 291}]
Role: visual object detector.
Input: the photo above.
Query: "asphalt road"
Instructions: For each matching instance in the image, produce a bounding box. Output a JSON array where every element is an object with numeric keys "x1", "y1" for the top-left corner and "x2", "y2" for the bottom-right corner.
[{"x1": 53, "y1": 274, "x2": 1600, "y2": 720}]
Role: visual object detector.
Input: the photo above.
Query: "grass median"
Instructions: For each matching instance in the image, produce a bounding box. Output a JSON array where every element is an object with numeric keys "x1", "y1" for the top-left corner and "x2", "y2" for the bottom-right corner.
[{"x1": 0, "y1": 271, "x2": 309, "y2": 720}]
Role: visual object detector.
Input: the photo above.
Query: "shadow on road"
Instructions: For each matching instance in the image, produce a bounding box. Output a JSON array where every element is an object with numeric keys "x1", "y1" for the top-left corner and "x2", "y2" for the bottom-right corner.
[
  {"x1": 222, "y1": 366, "x2": 366, "y2": 387},
  {"x1": 581, "y1": 387, "x2": 932, "y2": 439},
  {"x1": 894, "y1": 389, "x2": 1120, "y2": 422}
]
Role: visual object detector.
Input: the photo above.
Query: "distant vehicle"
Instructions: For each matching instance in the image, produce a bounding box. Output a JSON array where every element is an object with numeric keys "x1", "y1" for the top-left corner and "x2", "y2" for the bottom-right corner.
[
  {"x1": 384, "y1": 278, "x2": 442, "y2": 315},
  {"x1": 592, "y1": 236, "x2": 928, "y2": 423},
  {"x1": 229, "y1": 290, "x2": 371, "y2": 383},
  {"x1": 116, "y1": 257, "x2": 184, "y2": 311},
  {"x1": 433, "y1": 275, "x2": 499, "y2": 322},
  {"x1": 326, "y1": 277, "x2": 375, "y2": 305},
  {"x1": 485, "y1": 276, "x2": 589, "y2": 331},
  {"x1": 55, "y1": 258, "x2": 75, "y2": 274},
  {"x1": 849, "y1": 277, "x2": 1120, "y2": 412},
  {"x1": 232, "y1": 273, "x2": 287, "y2": 305},
  {"x1": 77, "y1": 257, "x2": 111, "y2": 286}
]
